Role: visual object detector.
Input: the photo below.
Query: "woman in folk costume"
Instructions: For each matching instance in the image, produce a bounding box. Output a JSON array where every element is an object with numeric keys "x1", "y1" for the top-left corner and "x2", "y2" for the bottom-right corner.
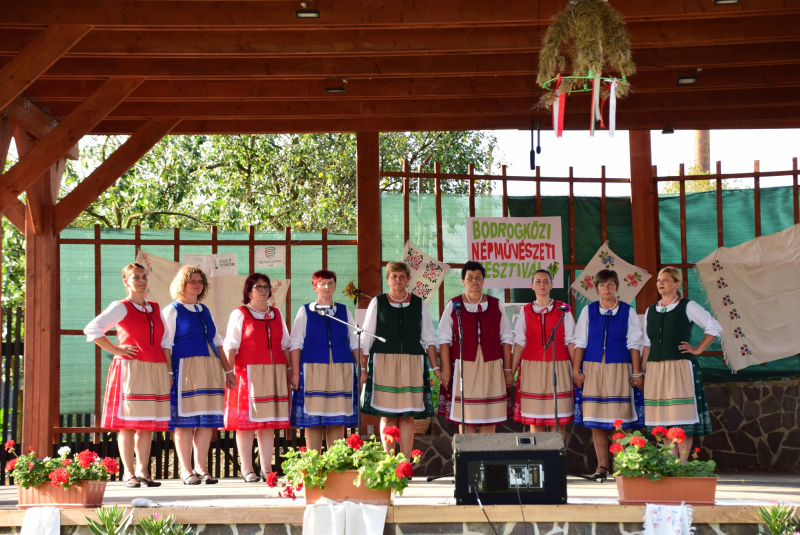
[
  {"x1": 572, "y1": 269, "x2": 644, "y2": 482},
  {"x1": 85, "y1": 263, "x2": 170, "y2": 488},
  {"x1": 289, "y1": 270, "x2": 360, "y2": 452},
  {"x1": 224, "y1": 273, "x2": 291, "y2": 482},
  {"x1": 162, "y1": 265, "x2": 235, "y2": 485},
  {"x1": 509, "y1": 269, "x2": 576, "y2": 439},
  {"x1": 437, "y1": 261, "x2": 513, "y2": 433},
  {"x1": 361, "y1": 261, "x2": 441, "y2": 458},
  {"x1": 642, "y1": 266, "x2": 721, "y2": 462}
]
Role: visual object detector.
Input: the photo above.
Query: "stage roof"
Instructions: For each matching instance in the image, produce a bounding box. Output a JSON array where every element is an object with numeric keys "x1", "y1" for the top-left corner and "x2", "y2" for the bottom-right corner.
[{"x1": 3, "y1": 0, "x2": 800, "y2": 134}]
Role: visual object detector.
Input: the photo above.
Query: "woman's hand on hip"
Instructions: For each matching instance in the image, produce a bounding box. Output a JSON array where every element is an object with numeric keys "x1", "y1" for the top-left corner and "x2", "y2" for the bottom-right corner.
[
  {"x1": 115, "y1": 345, "x2": 138, "y2": 358},
  {"x1": 678, "y1": 341, "x2": 702, "y2": 356}
]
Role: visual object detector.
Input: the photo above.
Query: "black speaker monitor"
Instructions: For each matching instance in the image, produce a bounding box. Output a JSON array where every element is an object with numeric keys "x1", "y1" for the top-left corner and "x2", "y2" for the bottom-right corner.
[{"x1": 453, "y1": 432, "x2": 567, "y2": 505}]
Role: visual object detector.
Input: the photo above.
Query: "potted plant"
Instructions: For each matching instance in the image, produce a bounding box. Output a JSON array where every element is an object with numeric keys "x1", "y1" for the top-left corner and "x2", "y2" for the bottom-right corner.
[
  {"x1": 4, "y1": 441, "x2": 119, "y2": 509},
  {"x1": 610, "y1": 421, "x2": 717, "y2": 505},
  {"x1": 270, "y1": 427, "x2": 422, "y2": 504}
]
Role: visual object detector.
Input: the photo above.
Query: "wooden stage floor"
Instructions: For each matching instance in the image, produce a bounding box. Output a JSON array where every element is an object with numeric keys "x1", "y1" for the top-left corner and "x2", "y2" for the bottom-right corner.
[{"x1": 0, "y1": 472, "x2": 797, "y2": 529}]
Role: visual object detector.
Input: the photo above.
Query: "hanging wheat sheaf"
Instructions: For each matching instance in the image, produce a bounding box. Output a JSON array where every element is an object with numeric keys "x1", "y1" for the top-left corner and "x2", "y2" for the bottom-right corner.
[{"x1": 537, "y1": 0, "x2": 635, "y2": 110}]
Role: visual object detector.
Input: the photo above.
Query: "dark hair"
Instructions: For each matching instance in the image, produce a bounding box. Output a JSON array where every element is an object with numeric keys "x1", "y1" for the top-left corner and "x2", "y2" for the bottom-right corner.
[
  {"x1": 593, "y1": 269, "x2": 619, "y2": 289},
  {"x1": 461, "y1": 261, "x2": 485, "y2": 279},
  {"x1": 312, "y1": 270, "x2": 337, "y2": 288},
  {"x1": 242, "y1": 273, "x2": 271, "y2": 304},
  {"x1": 531, "y1": 269, "x2": 552, "y2": 282}
]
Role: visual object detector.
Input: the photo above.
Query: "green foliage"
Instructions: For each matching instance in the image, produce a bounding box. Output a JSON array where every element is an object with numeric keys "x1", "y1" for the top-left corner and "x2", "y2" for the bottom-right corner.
[
  {"x1": 758, "y1": 505, "x2": 800, "y2": 535},
  {"x1": 659, "y1": 164, "x2": 743, "y2": 194},
  {"x1": 611, "y1": 428, "x2": 716, "y2": 481},
  {"x1": 86, "y1": 505, "x2": 134, "y2": 535},
  {"x1": 1, "y1": 220, "x2": 25, "y2": 309},
  {"x1": 135, "y1": 513, "x2": 196, "y2": 535},
  {"x1": 5, "y1": 444, "x2": 119, "y2": 489},
  {"x1": 429, "y1": 369, "x2": 441, "y2": 410}
]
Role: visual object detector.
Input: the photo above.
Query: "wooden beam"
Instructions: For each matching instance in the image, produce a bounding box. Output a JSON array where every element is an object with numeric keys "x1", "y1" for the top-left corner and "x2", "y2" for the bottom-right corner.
[
  {"x1": 0, "y1": 77, "x2": 144, "y2": 214},
  {"x1": 629, "y1": 130, "x2": 658, "y2": 314},
  {"x1": 0, "y1": 25, "x2": 91, "y2": 111},
  {"x1": 54, "y1": 116, "x2": 182, "y2": 232},
  {"x1": 0, "y1": 118, "x2": 26, "y2": 231},
  {"x1": 2, "y1": 97, "x2": 80, "y2": 159}
]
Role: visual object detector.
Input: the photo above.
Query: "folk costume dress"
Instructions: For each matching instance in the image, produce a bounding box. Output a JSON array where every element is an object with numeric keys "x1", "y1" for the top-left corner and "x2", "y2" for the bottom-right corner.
[
  {"x1": 573, "y1": 300, "x2": 645, "y2": 430},
  {"x1": 437, "y1": 295, "x2": 514, "y2": 426},
  {"x1": 85, "y1": 300, "x2": 171, "y2": 431},
  {"x1": 223, "y1": 305, "x2": 291, "y2": 430},
  {"x1": 289, "y1": 302, "x2": 359, "y2": 428},
  {"x1": 642, "y1": 299, "x2": 721, "y2": 436},
  {"x1": 360, "y1": 294, "x2": 436, "y2": 418},
  {"x1": 162, "y1": 302, "x2": 226, "y2": 429},
  {"x1": 513, "y1": 300, "x2": 576, "y2": 426}
]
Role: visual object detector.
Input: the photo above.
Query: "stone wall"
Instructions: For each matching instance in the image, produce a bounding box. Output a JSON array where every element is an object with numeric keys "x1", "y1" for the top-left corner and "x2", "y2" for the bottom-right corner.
[{"x1": 412, "y1": 378, "x2": 800, "y2": 476}]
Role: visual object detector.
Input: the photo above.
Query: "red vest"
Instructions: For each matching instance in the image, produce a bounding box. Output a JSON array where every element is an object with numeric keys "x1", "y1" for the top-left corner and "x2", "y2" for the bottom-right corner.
[
  {"x1": 520, "y1": 301, "x2": 570, "y2": 362},
  {"x1": 448, "y1": 295, "x2": 503, "y2": 362},
  {"x1": 116, "y1": 300, "x2": 167, "y2": 363},
  {"x1": 235, "y1": 306, "x2": 287, "y2": 367}
]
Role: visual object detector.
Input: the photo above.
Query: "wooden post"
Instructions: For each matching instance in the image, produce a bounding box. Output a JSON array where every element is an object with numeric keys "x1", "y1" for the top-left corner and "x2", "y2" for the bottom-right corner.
[
  {"x1": 629, "y1": 130, "x2": 658, "y2": 313},
  {"x1": 356, "y1": 131, "x2": 380, "y2": 435}
]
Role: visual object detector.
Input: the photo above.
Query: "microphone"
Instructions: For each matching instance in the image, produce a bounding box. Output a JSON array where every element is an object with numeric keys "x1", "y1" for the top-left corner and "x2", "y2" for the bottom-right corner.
[
  {"x1": 315, "y1": 304, "x2": 332, "y2": 316},
  {"x1": 453, "y1": 301, "x2": 462, "y2": 314},
  {"x1": 557, "y1": 304, "x2": 571, "y2": 313}
]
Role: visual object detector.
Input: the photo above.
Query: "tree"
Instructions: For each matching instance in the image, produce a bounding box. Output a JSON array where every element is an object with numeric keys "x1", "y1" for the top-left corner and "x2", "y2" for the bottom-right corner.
[{"x1": 659, "y1": 163, "x2": 742, "y2": 194}]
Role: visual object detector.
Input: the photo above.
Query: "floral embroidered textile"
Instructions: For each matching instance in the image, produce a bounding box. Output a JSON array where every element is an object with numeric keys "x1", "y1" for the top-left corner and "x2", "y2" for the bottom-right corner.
[
  {"x1": 402, "y1": 241, "x2": 450, "y2": 305},
  {"x1": 569, "y1": 242, "x2": 651, "y2": 305}
]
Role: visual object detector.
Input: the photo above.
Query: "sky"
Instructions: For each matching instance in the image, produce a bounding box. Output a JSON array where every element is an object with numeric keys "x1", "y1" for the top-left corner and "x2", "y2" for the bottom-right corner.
[{"x1": 490, "y1": 128, "x2": 799, "y2": 197}]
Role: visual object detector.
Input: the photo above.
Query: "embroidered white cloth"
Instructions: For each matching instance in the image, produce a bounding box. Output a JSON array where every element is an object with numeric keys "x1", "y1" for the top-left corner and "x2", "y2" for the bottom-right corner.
[
  {"x1": 303, "y1": 497, "x2": 388, "y2": 535},
  {"x1": 643, "y1": 502, "x2": 694, "y2": 535},
  {"x1": 570, "y1": 241, "x2": 651, "y2": 305},
  {"x1": 695, "y1": 224, "x2": 800, "y2": 371},
  {"x1": 135, "y1": 250, "x2": 290, "y2": 337},
  {"x1": 403, "y1": 241, "x2": 450, "y2": 305},
  {"x1": 21, "y1": 507, "x2": 60, "y2": 535}
]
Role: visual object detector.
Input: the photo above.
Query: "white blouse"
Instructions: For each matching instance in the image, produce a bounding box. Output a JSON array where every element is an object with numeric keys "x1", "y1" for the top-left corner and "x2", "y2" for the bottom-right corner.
[
  {"x1": 360, "y1": 296, "x2": 437, "y2": 355},
  {"x1": 223, "y1": 306, "x2": 291, "y2": 353},
  {"x1": 288, "y1": 302, "x2": 359, "y2": 352},
  {"x1": 512, "y1": 301, "x2": 576, "y2": 348},
  {"x1": 574, "y1": 301, "x2": 643, "y2": 350},
  {"x1": 84, "y1": 300, "x2": 170, "y2": 346},
  {"x1": 437, "y1": 298, "x2": 514, "y2": 346},
  {"x1": 161, "y1": 302, "x2": 224, "y2": 349},
  {"x1": 641, "y1": 299, "x2": 723, "y2": 348}
]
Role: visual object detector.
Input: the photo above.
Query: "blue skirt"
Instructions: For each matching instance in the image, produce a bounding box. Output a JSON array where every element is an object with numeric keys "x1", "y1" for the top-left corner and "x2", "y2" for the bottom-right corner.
[
  {"x1": 169, "y1": 355, "x2": 225, "y2": 429},
  {"x1": 290, "y1": 361, "x2": 359, "y2": 428},
  {"x1": 573, "y1": 360, "x2": 645, "y2": 430}
]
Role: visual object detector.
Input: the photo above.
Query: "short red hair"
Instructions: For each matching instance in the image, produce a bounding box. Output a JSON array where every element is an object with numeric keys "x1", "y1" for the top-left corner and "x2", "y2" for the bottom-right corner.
[{"x1": 312, "y1": 270, "x2": 337, "y2": 288}]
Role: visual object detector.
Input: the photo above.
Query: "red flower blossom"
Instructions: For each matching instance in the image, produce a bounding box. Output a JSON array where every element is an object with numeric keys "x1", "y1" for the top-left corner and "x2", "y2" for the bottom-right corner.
[
  {"x1": 77, "y1": 450, "x2": 99, "y2": 468},
  {"x1": 346, "y1": 434, "x2": 364, "y2": 450},
  {"x1": 280, "y1": 484, "x2": 297, "y2": 500},
  {"x1": 3, "y1": 440, "x2": 15, "y2": 451},
  {"x1": 395, "y1": 460, "x2": 414, "y2": 479},
  {"x1": 28, "y1": 462, "x2": 34, "y2": 470},
  {"x1": 48, "y1": 467, "x2": 70, "y2": 486},
  {"x1": 265, "y1": 472, "x2": 278, "y2": 487},
  {"x1": 629, "y1": 436, "x2": 646, "y2": 448},
  {"x1": 612, "y1": 419, "x2": 623, "y2": 430},
  {"x1": 4, "y1": 458, "x2": 16, "y2": 472},
  {"x1": 383, "y1": 426, "x2": 401, "y2": 444},
  {"x1": 612, "y1": 432, "x2": 625, "y2": 441},
  {"x1": 666, "y1": 427, "x2": 686, "y2": 443},
  {"x1": 410, "y1": 449, "x2": 423, "y2": 460},
  {"x1": 694, "y1": 447, "x2": 701, "y2": 453},
  {"x1": 100, "y1": 457, "x2": 119, "y2": 475},
  {"x1": 295, "y1": 481, "x2": 303, "y2": 491},
  {"x1": 61, "y1": 459, "x2": 71, "y2": 466},
  {"x1": 299, "y1": 446, "x2": 307, "y2": 452},
  {"x1": 28, "y1": 447, "x2": 35, "y2": 452},
  {"x1": 651, "y1": 426, "x2": 668, "y2": 437},
  {"x1": 609, "y1": 443, "x2": 624, "y2": 454}
]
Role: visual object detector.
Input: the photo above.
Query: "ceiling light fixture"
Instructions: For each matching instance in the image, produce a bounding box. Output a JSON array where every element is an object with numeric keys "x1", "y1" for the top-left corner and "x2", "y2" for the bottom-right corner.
[
  {"x1": 662, "y1": 128, "x2": 675, "y2": 134},
  {"x1": 295, "y1": 9, "x2": 320, "y2": 18},
  {"x1": 713, "y1": 0, "x2": 740, "y2": 5},
  {"x1": 324, "y1": 79, "x2": 347, "y2": 93},
  {"x1": 676, "y1": 76, "x2": 698, "y2": 85}
]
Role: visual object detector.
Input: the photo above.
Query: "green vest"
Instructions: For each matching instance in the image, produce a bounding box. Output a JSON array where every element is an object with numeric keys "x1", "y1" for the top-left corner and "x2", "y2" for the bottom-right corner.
[
  {"x1": 646, "y1": 299, "x2": 694, "y2": 362},
  {"x1": 370, "y1": 294, "x2": 425, "y2": 356}
]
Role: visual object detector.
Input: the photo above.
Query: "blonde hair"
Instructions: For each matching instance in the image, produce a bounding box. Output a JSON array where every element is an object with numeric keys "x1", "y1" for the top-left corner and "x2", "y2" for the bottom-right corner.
[
  {"x1": 658, "y1": 266, "x2": 683, "y2": 297},
  {"x1": 122, "y1": 262, "x2": 145, "y2": 279},
  {"x1": 170, "y1": 265, "x2": 210, "y2": 301},
  {"x1": 385, "y1": 261, "x2": 411, "y2": 278}
]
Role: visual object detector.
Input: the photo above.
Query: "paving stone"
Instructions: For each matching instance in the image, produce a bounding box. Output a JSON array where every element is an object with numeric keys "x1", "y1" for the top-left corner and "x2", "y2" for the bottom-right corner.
[
  {"x1": 767, "y1": 431, "x2": 785, "y2": 454},
  {"x1": 785, "y1": 429, "x2": 800, "y2": 448},
  {"x1": 465, "y1": 522, "x2": 505, "y2": 534},
  {"x1": 713, "y1": 451, "x2": 758, "y2": 470},
  {"x1": 199, "y1": 525, "x2": 235, "y2": 535},
  {"x1": 742, "y1": 401, "x2": 760, "y2": 420},
  {"x1": 773, "y1": 385, "x2": 784, "y2": 401},
  {"x1": 730, "y1": 385, "x2": 744, "y2": 408},
  {"x1": 720, "y1": 406, "x2": 744, "y2": 432},
  {"x1": 782, "y1": 395, "x2": 797, "y2": 413},
  {"x1": 743, "y1": 386, "x2": 761, "y2": 402},
  {"x1": 595, "y1": 523, "x2": 624, "y2": 535},
  {"x1": 566, "y1": 522, "x2": 593, "y2": 535},
  {"x1": 740, "y1": 420, "x2": 762, "y2": 438},
  {"x1": 759, "y1": 413, "x2": 782, "y2": 434},
  {"x1": 397, "y1": 523, "x2": 464, "y2": 534},
  {"x1": 702, "y1": 431, "x2": 732, "y2": 451},
  {"x1": 774, "y1": 447, "x2": 800, "y2": 471},
  {"x1": 236, "y1": 525, "x2": 263, "y2": 535},
  {"x1": 785, "y1": 384, "x2": 799, "y2": 398},
  {"x1": 761, "y1": 395, "x2": 781, "y2": 415},
  {"x1": 705, "y1": 385, "x2": 729, "y2": 409},
  {"x1": 262, "y1": 525, "x2": 290, "y2": 535},
  {"x1": 782, "y1": 412, "x2": 795, "y2": 431},
  {"x1": 757, "y1": 439, "x2": 773, "y2": 468},
  {"x1": 725, "y1": 524, "x2": 760, "y2": 535},
  {"x1": 729, "y1": 430, "x2": 757, "y2": 454}
]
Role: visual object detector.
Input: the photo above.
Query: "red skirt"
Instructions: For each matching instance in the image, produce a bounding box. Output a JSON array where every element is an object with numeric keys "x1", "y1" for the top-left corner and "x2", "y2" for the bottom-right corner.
[
  {"x1": 513, "y1": 359, "x2": 574, "y2": 426},
  {"x1": 224, "y1": 363, "x2": 291, "y2": 430},
  {"x1": 101, "y1": 358, "x2": 170, "y2": 431}
]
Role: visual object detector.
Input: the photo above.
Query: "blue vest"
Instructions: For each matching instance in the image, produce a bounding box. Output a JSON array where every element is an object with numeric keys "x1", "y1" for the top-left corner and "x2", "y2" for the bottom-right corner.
[
  {"x1": 301, "y1": 303, "x2": 353, "y2": 364},
  {"x1": 583, "y1": 301, "x2": 632, "y2": 364},
  {"x1": 171, "y1": 303, "x2": 220, "y2": 359}
]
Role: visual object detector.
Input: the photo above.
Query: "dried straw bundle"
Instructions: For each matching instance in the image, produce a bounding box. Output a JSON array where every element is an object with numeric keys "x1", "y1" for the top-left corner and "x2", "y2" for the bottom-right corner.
[{"x1": 537, "y1": 0, "x2": 635, "y2": 109}]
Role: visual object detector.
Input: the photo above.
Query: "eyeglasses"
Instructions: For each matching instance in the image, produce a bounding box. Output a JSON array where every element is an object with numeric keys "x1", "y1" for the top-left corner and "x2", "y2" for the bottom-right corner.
[
  {"x1": 317, "y1": 282, "x2": 336, "y2": 288},
  {"x1": 253, "y1": 285, "x2": 271, "y2": 292}
]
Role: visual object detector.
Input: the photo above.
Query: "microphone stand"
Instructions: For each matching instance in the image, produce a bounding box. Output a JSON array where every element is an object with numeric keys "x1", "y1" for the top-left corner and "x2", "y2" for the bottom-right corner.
[{"x1": 315, "y1": 308, "x2": 386, "y2": 437}]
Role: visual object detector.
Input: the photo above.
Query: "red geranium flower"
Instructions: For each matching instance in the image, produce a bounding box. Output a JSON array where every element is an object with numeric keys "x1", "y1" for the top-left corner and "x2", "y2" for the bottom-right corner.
[
  {"x1": 612, "y1": 419, "x2": 623, "y2": 429},
  {"x1": 666, "y1": 427, "x2": 686, "y2": 443},
  {"x1": 62, "y1": 459, "x2": 71, "y2": 466},
  {"x1": 4, "y1": 440, "x2": 15, "y2": 451},
  {"x1": 609, "y1": 443, "x2": 624, "y2": 454},
  {"x1": 48, "y1": 467, "x2": 70, "y2": 486},
  {"x1": 410, "y1": 449, "x2": 423, "y2": 460},
  {"x1": 4, "y1": 458, "x2": 16, "y2": 472},
  {"x1": 651, "y1": 426, "x2": 668, "y2": 437},
  {"x1": 295, "y1": 481, "x2": 303, "y2": 491},
  {"x1": 383, "y1": 426, "x2": 401, "y2": 444},
  {"x1": 28, "y1": 447, "x2": 35, "y2": 452},
  {"x1": 77, "y1": 450, "x2": 99, "y2": 468},
  {"x1": 299, "y1": 446, "x2": 307, "y2": 452},
  {"x1": 28, "y1": 462, "x2": 34, "y2": 470},
  {"x1": 395, "y1": 460, "x2": 414, "y2": 479},
  {"x1": 694, "y1": 447, "x2": 701, "y2": 453},
  {"x1": 612, "y1": 432, "x2": 625, "y2": 441},
  {"x1": 265, "y1": 472, "x2": 278, "y2": 488},
  {"x1": 629, "y1": 436, "x2": 646, "y2": 448},
  {"x1": 346, "y1": 434, "x2": 364, "y2": 450},
  {"x1": 100, "y1": 457, "x2": 119, "y2": 475}
]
